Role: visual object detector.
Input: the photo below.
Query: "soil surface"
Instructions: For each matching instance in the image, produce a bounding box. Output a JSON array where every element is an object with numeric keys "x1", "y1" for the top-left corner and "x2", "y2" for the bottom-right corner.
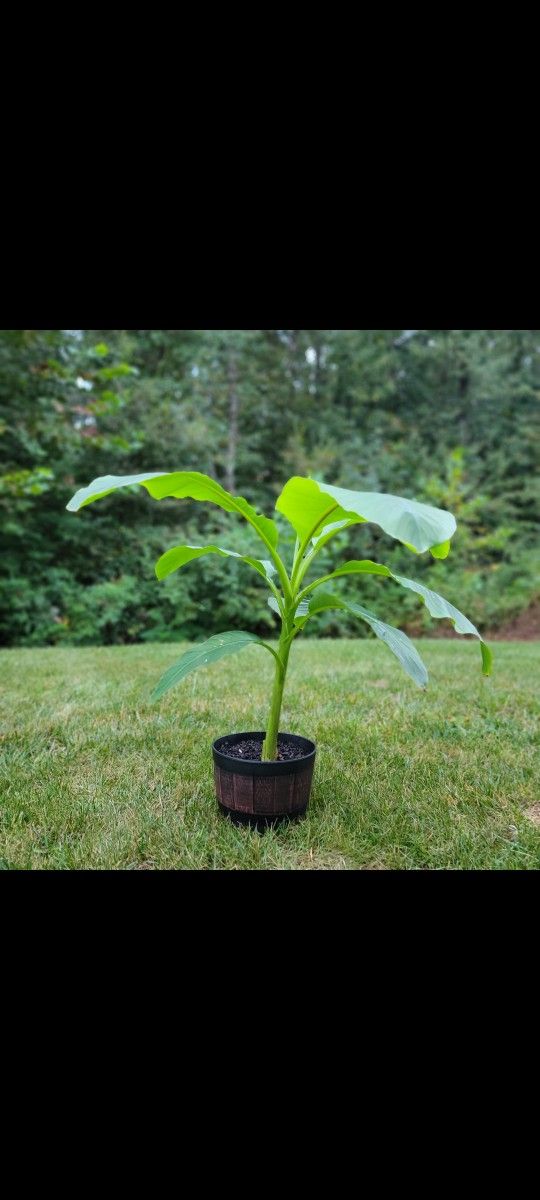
[{"x1": 220, "y1": 736, "x2": 307, "y2": 762}]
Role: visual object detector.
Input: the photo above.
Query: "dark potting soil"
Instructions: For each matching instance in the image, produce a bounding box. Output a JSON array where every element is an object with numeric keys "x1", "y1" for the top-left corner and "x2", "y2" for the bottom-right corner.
[{"x1": 220, "y1": 736, "x2": 306, "y2": 762}]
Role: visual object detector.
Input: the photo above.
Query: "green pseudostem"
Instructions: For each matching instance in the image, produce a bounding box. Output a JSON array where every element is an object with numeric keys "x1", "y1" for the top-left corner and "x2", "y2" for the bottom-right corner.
[{"x1": 262, "y1": 508, "x2": 339, "y2": 758}]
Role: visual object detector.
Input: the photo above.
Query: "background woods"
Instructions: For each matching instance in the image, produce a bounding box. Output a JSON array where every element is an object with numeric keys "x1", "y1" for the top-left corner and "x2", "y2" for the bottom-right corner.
[{"x1": 1, "y1": 328, "x2": 539, "y2": 647}]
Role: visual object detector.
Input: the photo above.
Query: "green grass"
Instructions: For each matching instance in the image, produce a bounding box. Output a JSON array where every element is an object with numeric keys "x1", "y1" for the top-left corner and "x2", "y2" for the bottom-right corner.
[{"x1": 1, "y1": 639, "x2": 539, "y2": 870}]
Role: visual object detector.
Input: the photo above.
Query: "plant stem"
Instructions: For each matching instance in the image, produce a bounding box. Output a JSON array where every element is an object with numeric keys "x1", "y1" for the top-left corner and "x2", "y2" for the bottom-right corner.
[
  {"x1": 262, "y1": 624, "x2": 292, "y2": 760},
  {"x1": 290, "y1": 504, "x2": 339, "y2": 589}
]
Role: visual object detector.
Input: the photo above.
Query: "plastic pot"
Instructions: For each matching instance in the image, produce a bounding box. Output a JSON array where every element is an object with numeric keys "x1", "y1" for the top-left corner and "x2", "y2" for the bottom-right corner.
[{"x1": 212, "y1": 731, "x2": 316, "y2": 829}]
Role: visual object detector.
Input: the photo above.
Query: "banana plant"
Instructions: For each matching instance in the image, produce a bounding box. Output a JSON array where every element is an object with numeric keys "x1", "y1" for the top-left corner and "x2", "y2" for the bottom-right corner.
[{"x1": 67, "y1": 470, "x2": 492, "y2": 759}]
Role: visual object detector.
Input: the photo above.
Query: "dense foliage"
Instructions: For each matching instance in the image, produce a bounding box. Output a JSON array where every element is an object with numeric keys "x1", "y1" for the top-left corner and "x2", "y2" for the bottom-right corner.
[{"x1": 1, "y1": 329, "x2": 539, "y2": 647}]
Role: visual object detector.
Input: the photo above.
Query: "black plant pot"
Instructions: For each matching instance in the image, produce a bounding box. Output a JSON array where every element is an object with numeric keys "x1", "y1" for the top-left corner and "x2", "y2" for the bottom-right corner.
[{"x1": 212, "y1": 732, "x2": 316, "y2": 829}]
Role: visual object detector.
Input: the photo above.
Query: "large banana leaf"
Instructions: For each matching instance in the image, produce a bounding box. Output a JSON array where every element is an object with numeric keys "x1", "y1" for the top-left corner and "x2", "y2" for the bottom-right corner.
[
  {"x1": 155, "y1": 543, "x2": 276, "y2": 583},
  {"x1": 303, "y1": 591, "x2": 428, "y2": 687},
  {"x1": 152, "y1": 631, "x2": 274, "y2": 700},
  {"x1": 276, "y1": 476, "x2": 456, "y2": 555},
  {"x1": 306, "y1": 560, "x2": 492, "y2": 675},
  {"x1": 391, "y1": 574, "x2": 493, "y2": 675},
  {"x1": 67, "y1": 471, "x2": 279, "y2": 549}
]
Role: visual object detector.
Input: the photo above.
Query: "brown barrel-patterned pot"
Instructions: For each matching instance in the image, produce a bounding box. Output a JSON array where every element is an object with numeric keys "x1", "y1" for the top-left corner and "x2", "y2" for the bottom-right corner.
[{"x1": 212, "y1": 732, "x2": 316, "y2": 828}]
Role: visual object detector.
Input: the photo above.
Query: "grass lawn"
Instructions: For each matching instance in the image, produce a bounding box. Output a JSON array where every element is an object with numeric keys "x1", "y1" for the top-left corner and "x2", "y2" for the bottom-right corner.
[{"x1": 1, "y1": 639, "x2": 539, "y2": 871}]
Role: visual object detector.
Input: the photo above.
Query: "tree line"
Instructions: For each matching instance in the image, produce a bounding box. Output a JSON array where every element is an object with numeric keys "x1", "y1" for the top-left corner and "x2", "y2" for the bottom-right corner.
[{"x1": 1, "y1": 328, "x2": 538, "y2": 646}]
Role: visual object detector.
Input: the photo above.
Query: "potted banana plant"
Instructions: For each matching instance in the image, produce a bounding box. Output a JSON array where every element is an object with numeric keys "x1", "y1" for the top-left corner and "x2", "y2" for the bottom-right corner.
[{"x1": 67, "y1": 471, "x2": 492, "y2": 827}]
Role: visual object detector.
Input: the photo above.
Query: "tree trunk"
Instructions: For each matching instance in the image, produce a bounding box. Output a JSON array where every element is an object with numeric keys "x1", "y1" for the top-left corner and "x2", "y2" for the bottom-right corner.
[{"x1": 226, "y1": 352, "x2": 240, "y2": 494}]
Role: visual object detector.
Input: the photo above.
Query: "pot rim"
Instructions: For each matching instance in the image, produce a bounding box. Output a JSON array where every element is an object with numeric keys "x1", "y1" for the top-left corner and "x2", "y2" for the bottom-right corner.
[{"x1": 212, "y1": 731, "x2": 316, "y2": 777}]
